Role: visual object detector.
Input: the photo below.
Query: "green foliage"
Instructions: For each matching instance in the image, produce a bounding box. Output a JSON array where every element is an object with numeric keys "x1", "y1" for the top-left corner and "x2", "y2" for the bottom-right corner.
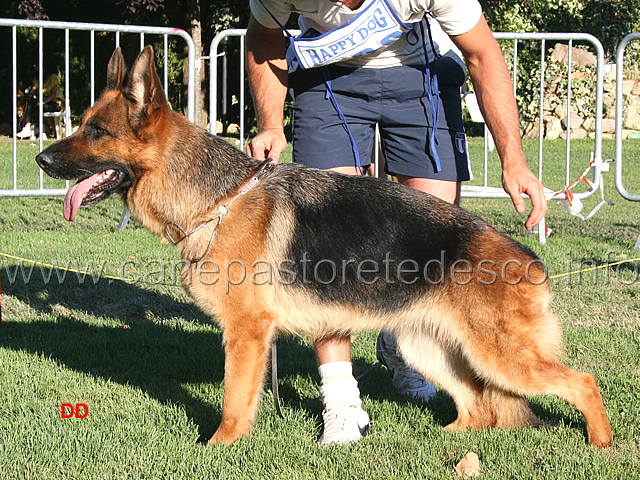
[
  {"x1": 544, "y1": 57, "x2": 598, "y2": 114},
  {"x1": 206, "y1": 2, "x2": 251, "y2": 36},
  {"x1": 483, "y1": 0, "x2": 640, "y2": 63},
  {"x1": 481, "y1": 1, "x2": 540, "y2": 33},
  {"x1": 581, "y1": 0, "x2": 640, "y2": 59},
  {"x1": 480, "y1": 0, "x2": 640, "y2": 128}
]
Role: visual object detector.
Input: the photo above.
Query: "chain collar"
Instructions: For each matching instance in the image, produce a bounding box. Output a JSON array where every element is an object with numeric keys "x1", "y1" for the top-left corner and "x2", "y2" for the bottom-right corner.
[{"x1": 164, "y1": 158, "x2": 276, "y2": 263}]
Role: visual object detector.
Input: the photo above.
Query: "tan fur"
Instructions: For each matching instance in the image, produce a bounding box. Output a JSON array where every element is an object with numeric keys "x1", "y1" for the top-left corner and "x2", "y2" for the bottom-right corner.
[{"x1": 37, "y1": 46, "x2": 613, "y2": 448}]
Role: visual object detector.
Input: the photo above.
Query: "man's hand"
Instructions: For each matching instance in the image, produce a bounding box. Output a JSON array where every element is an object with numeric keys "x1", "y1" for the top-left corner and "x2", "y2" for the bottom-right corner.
[
  {"x1": 502, "y1": 163, "x2": 548, "y2": 230},
  {"x1": 246, "y1": 128, "x2": 287, "y2": 161}
]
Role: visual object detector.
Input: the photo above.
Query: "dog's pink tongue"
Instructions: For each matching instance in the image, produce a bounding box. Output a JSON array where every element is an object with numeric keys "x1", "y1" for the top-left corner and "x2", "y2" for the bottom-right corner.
[{"x1": 63, "y1": 173, "x2": 100, "y2": 221}]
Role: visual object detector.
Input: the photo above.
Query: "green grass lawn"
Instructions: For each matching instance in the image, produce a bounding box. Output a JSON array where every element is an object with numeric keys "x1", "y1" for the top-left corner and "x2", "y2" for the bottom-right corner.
[{"x1": 0, "y1": 137, "x2": 639, "y2": 479}]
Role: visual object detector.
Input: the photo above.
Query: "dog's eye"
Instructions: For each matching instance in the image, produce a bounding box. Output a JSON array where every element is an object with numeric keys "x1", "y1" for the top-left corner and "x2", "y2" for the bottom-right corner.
[{"x1": 90, "y1": 124, "x2": 110, "y2": 137}]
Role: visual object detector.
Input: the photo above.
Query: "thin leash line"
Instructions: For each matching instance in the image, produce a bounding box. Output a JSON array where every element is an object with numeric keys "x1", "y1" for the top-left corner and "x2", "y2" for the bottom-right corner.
[
  {"x1": 547, "y1": 257, "x2": 640, "y2": 280},
  {"x1": 2, "y1": 251, "x2": 640, "y2": 285},
  {"x1": 0, "y1": 251, "x2": 176, "y2": 286}
]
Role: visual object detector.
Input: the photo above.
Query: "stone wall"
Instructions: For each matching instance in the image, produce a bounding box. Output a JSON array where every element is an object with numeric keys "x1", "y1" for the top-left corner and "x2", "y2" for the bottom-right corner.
[{"x1": 522, "y1": 43, "x2": 640, "y2": 140}]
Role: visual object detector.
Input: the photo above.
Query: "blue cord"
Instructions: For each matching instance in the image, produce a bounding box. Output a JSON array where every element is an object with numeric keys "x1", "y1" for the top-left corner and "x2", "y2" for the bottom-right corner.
[
  {"x1": 322, "y1": 74, "x2": 365, "y2": 176},
  {"x1": 420, "y1": 19, "x2": 442, "y2": 172}
]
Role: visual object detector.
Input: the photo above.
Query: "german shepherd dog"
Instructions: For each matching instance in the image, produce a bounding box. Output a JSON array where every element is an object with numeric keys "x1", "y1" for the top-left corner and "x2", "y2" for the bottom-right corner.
[{"x1": 36, "y1": 46, "x2": 612, "y2": 447}]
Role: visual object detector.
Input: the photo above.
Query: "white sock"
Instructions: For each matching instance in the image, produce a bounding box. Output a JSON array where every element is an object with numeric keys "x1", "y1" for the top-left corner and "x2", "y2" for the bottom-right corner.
[{"x1": 318, "y1": 361, "x2": 362, "y2": 409}]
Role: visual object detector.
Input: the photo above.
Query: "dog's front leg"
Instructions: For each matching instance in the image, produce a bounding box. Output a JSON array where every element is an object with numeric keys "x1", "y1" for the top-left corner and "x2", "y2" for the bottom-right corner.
[{"x1": 209, "y1": 321, "x2": 273, "y2": 445}]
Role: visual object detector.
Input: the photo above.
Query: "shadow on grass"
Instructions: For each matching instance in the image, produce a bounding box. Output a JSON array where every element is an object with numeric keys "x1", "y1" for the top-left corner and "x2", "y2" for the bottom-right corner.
[
  {"x1": 1, "y1": 266, "x2": 227, "y2": 442},
  {"x1": 0, "y1": 265, "x2": 585, "y2": 444},
  {"x1": 1, "y1": 264, "x2": 344, "y2": 441}
]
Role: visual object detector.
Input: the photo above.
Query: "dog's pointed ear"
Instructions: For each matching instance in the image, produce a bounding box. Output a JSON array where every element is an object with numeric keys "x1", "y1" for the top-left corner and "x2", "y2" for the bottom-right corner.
[
  {"x1": 106, "y1": 47, "x2": 127, "y2": 90},
  {"x1": 125, "y1": 45, "x2": 168, "y2": 122}
]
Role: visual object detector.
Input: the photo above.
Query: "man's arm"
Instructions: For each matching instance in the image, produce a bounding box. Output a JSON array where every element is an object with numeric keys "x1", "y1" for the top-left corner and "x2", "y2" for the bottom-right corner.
[
  {"x1": 246, "y1": 14, "x2": 289, "y2": 161},
  {"x1": 451, "y1": 15, "x2": 548, "y2": 229}
]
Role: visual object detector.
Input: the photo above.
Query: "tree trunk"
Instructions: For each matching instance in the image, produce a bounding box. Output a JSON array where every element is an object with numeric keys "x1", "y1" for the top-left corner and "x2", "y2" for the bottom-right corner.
[{"x1": 184, "y1": 0, "x2": 205, "y2": 127}]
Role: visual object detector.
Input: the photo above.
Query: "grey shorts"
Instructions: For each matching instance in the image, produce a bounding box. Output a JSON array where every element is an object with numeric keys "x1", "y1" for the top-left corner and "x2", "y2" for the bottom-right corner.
[{"x1": 288, "y1": 55, "x2": 472, "y2": 182}]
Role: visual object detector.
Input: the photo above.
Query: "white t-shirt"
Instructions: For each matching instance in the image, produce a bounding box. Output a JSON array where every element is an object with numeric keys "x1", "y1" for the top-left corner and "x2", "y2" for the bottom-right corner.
[{"x1": 249, "y1": 0, "x2": 481, "y2": 68}]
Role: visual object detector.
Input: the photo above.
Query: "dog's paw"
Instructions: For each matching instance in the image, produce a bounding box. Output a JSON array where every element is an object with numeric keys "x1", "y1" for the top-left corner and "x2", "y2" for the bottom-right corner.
[
  {"x1": 589, "y1": 429, "x2": 613, "y2": 448},
  {"x1": 208, "y1": 426, "x2": 246, "y2": 445},
  {"x1": 443, "y1": 418, "x2": 470, "y2": 431}
]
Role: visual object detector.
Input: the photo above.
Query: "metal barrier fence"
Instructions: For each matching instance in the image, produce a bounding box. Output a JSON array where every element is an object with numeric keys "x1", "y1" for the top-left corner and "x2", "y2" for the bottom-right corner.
[
  {"x1": 0, "y1": 18, "x2": 195, "y2": 197},
  {"x1": 209, "y1": 28, "x2": 300, "y2": 142},
  {"x1": 471, "y1": 33, "x2": 605, "y2": 201},
  {"x1": 492, "y1": 33, "x2": 606, "y2": 244},
  {"x1": 210, "y1": 29, "x2": 246, "y2": 142},
  {"x1": 614, "y1": 33, "x2": 640, "y2": 249},
  {"x1": 615, "y1": 33, "x2": 640, "y2": 203}
]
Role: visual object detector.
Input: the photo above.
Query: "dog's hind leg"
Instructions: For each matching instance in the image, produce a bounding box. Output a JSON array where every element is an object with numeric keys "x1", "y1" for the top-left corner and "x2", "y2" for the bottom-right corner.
[
  {"x1": 497, "y1": 359, "x2": 612, "y2": 447},
  {"x1": 450, "y1": 311, "x2": 612, "y2": 446},
  {"x1": 457, "y1": 339, "x2": 612, "y2": 445},
  {"x1": 553, "y1": 368, "x2": 612, "y2": 447},
  {"x1": 426, "y1": 276, "x2": 613, "y2": 446},
  {"x1": 392, "y1": 328, "x2": 509, "y2": 431},
  {"x1": 475, "y1": 353, "x2": 612, "y2": 446},
  {"x1": 208, "y1": 310, "x2": 275, "y2": 445},
  {"x1": 394, "y1": 322, "x2": 543, "y2": 432}
]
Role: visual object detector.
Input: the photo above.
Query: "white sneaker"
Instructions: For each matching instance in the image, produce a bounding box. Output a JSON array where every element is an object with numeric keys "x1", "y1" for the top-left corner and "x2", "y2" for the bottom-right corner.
[
  {"x1": 319, "y1": 405, "x2": 370, "y2": 445},
  {"x1": 17, "y1": 124, "x2": 33, "y2": 139},
  {"x1": 376, "y1": 332, "x2": 437, "y2": 402}
]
